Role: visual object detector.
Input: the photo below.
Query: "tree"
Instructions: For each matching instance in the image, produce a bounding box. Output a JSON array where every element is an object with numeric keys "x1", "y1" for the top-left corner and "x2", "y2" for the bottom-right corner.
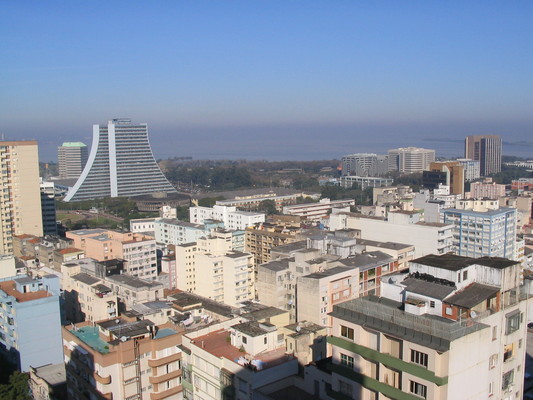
[
  {"x1": 257, "y1": 200, "x2": 278, "y2": 215},
  {"x1": 0, "y1": 371, "x2": 31, "y2": 400}
]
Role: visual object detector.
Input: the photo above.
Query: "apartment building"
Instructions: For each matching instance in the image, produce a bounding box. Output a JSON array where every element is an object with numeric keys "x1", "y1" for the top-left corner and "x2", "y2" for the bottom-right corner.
[
  {"x1": 215, "y1": 191, "x2": 320, "y2": 212},
  {"x1": 180, "y1": 321, "x2": 299, "y2": 400},
  {"x1": 340, "y1": 176, "x2": 394, "y2": 190},
  {"x1": 443, "y1": 199, "x2": 517, "y2": 260},
  {"x1": 63, "y1": 318, "x2": 183, "y2": 400},
  {"x1": 67, "y1": 229, "x2": 157, "y2": 279},
  {"x1": 0, "y1": 141, "x2": 43, "y2": 254},
  {"x1": 61, "y1": 261, "x2": 164, "y2": 312},
  {"x1": 322, "y1": 253, "x2": 526, "y2": 400},
  {"x1": 245, "y1": 222, "x2": 302, "y2": 266},
  {"x1": 29, "y1": 363, "x2": 67, "y2": 400},
  {"x1": 330, "y1": 209, "x2": 453, "y2": 258},
  {"x1": 62, "y1": 272, "x2": 118, "y2": 323},
  {"x1": 0, "y1": 275, "x2": 63, "y2": 371},
  {"x1": 469, "y1": 178, "x2": 506, "y2": 199},
  {"x1": 282, "y1": 198, "x2": 355, "y2": 221},
  {"x1": 174, "y1": 231, "x2": 254, "y2": 307},
  {"x1": 189, "y1": 204, "x2": 265, "y2": 230}
]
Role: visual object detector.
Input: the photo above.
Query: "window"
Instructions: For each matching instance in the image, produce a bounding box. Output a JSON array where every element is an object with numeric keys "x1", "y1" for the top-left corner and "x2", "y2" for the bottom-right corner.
[
  {"x1": 339, "y1": 380, "x2": 353, "y2": 396},
  {"x1": 503, "y1": 344, "x2": 514, "y2": 362},
  {"x1": 429, "y1": 301, "x2": 435, "y2": 308},
  {"x1": 411, "y1": 350, "x2": 428, "y2": 368},
  {"x1": 242, "y1": 336, "x2": 247, "y2": 344},
  {"x1": 340, "y1": 353, "x2": 354, "y2": 368},
  {"x1": 502, "y1": 370, "x2": 514, "y2": 391},
  {"x1": 445, "y1": 307, "x2": 453, "y2": 316},
  {"x1": 340, "y1": 325, "x2": 354, "y2": 340},
  {"x1": 506, "y1": 311, "x2": 521, "y2": 335},
  {"x1": 410, "y1": 381, "x2": 427, "y2": 398},
  {"x1": 492, "y1": 326, "x2": 497, "y2": 341},
  {"x1": 489, "y1": 354, "x2": 498, "y2": 369},
  {"x1": 463, "y1": 270, "x2": 468, "y2": 280}
]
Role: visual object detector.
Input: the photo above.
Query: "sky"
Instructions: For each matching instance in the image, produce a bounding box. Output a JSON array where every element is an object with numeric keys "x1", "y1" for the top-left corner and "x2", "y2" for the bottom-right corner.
[{"x1": 1, "y1": 1, "x2": 532, "y2": 162}]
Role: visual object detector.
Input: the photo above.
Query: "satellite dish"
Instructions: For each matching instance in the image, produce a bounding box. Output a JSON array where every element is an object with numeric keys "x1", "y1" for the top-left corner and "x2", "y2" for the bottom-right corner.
[
  {"x1": 120, "y1": 336, "x2": 127, "y2": 342},
  {"x1": 470, "y1": 311, "x2": 477, "y2": 318},
  {"x1": 295, "y1": 325, "x2": 301, "y2": 332},
  {"x1": 115, "y1": 319, "x2": 120, "y2": 324}
]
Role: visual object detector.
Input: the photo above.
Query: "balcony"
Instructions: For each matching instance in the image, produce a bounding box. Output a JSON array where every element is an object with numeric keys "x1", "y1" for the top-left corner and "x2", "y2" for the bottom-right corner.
[
  {"x1": 148, "y1": 352, "x2": 182, "y2": 368},
  {"x1": 149, "y1": 385, "x2": 182, "y2": 400},
  {"x1": 94, "y1": 371, "x2": 112, "y2": 385},
  {"x1": 149, "y1": 369, "x2": 182, "y2": 384}
]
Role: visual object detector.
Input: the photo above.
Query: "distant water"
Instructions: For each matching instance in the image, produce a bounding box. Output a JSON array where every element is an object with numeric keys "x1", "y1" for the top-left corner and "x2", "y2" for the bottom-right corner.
[{"x1": 36, "y1": 122, "x2": 533, "y2": 162}]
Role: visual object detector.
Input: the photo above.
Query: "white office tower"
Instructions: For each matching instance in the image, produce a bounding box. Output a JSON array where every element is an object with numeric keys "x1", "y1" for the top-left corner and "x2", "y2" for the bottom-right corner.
[
  {"x1": 58, "y1": 142, "x2": 88, "y2": 179},
  {"x1": 388, "y1": 147, "x2": 436, "y2": 174},
  {"x1": 64, "y1": 119, "x2": 177, "y2": 202}
]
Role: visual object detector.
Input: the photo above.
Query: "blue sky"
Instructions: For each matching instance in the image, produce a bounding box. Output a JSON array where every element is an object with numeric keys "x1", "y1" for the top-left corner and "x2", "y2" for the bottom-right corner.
[{"x1": 1, "y1": 1, "x2": 532, "y2": 161}]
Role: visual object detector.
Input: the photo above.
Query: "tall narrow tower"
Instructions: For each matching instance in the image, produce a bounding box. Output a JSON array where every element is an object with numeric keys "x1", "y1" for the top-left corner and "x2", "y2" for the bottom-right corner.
[
  {"x1": 465, "y1": 135, "x2": 502, "y2": 176},
  {"x1": 0, "y1": 141, "x2": 43, "y2": 253},
  {"x1": 64, "y1": 119, "x2": 177, "y2": 202},
  {"x1": 58, "y1": 142, "x2": 88, "y2": 179}
]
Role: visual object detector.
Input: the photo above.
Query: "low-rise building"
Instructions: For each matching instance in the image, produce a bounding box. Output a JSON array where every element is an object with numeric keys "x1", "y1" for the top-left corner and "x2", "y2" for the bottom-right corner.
[
  {"x1": 29, "y1": 363, "x2": 67, "y2": 400},
  {"x1": 282, "y1": 198, "x2": 355, "y2": 221},
  {"x1": 190, "y1": 204, "x2": 265, "y2": 230}
]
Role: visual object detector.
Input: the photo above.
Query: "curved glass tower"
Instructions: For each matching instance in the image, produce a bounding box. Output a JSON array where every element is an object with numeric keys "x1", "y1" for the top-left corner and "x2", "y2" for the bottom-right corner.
[{"x1": 64, "y1": 119, "x2": 176, "y2": 202}]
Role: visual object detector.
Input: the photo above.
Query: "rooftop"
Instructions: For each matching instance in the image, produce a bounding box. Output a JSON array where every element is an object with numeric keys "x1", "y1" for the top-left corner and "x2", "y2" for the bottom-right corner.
[
  {"x1": 402, "y1": 276, "x2": 456, "y2": 300},
  {"x1": 239, "y1": 302, "x2": 287, "y2": 321},
  {"x1": 260, "y1": 258, "x2": 291, "y2": 272},
  {"x1": 31, "y1": 363, "x2": 66, "y2": 387},
  {"x1": 192, "y1": 329, "x2": 292, "y2": 370},
  {"x1": 357, "y1": 238, "x2": 413, "y2": 250},
  {"x1": 0, "y1": 280, "x2": 51, "y2": 303},
  {"x1": 339, "y1": 251, "x2": 393, "y2": 270},
  {"x1": 330, "y1": 296, "x2": 488, "y2": 352},
  {"x1": 106, "y1": 274, "x2": 162, "y2": 289},
  {"x1": 70, "y1": 326, "x2": 110, "y2": 354},
  {"x1": 444, "y1": 283, "x2": 500, "y2": 309},
  {"x1": 412, "y1": 253, "x2": 518, "y2": 272},
  {"x1": 231, "y1": 321, "x2": 272, "y2": 337},
  {"x1": 304, "y1": 266, "x2": 354, "y2": 280},
  {"x1": 71, "y1": 273, "x2": 100, "y2": 286}
]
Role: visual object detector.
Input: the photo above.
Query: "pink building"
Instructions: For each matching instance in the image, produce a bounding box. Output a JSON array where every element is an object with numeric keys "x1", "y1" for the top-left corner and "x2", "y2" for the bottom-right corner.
[{"x1": 469, "y1": 179, "x2": 506, "y2": 199}]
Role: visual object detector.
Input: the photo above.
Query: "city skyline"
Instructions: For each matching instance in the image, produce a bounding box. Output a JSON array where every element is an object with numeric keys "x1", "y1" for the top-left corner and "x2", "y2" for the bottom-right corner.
[{"x1": 1, "y1": 2, "x2": 532, "y2": 162}]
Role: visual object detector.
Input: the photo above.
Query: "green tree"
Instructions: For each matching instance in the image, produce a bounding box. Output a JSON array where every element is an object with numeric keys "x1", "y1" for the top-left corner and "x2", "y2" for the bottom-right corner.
[
  {"x1": 257, "y1": 200, "x2": 278, "y2": 215},
  {"x1": 0, "y1": 371, "x2": 31, "y2": 400}
]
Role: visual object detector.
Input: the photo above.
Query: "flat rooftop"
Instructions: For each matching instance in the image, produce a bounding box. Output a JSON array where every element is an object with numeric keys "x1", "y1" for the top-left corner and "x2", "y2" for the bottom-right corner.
[
  {"x1": 193, "y1": 329, "x2": 292, "y2": 370},
  {"x1": 412, "y1": 253, "x2": 518, "y2": 271},
  {"x1": 0, "y1": 280, "x2": 51, "y2": 303},
  {"x1": 106, "y1": 274, "x2": 162, "y2": 289}
]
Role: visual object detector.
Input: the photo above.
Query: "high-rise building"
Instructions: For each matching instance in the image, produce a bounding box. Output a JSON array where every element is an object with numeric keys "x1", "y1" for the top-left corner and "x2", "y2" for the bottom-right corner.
[
  {"x1": 40, "y1": 180, "x2": 57, "y2": 235},
  {"x1": 443, "y1": 199, "x2": 517, "y2": 259},
  {"x1": 0, "y1": 275, "x2": 63, "y2": 371},
  {"x1": 456, "y1": 158, "x2": 481, "y2": 181},
  {"x1": 64, "y1": 119, "x2": 177, "y2": 202},
  {"x1": 422, "y1": 161, "x2": 465, "y2": 196},
  {"x1": 57, "y1": 142, "x2": 88, "y2": 179},
  {"x1": 388, "y1": 147, "x2": 435, "y2": 174},
  {"x1": 0, "y1": 141, "x2": 43, "y2": 254},
  {"x1": 465, "y1": 135, "x2": 502, "y2": 176},
  {"x1": 341, "y1": 153, "x2": 388, "y2": 177}
]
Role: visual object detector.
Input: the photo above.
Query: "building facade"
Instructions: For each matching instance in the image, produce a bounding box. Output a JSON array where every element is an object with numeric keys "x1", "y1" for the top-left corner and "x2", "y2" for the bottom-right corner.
[
  {"x1": 189, "y1": 204, "x2": 265, "y2": 230},
  {"x1": 442, "y1": 199, "x2": 517, "y2": 259},
  {"x1": 465, "y1": 135, "x2": 502, "y2": 176},
  {"x1": 40, "y1": 181, "x2": 58, "y2": 236},
  {"x1": 456, "y1": 158, "x2": 481, "y2": 182},
  {"x1": 388, "y1": 147, "x2": 436, "y2": 174},
  {"x1": 323, "y1": 254, "x2": 526, "y2": 400},
  {"x1": 58, "y1": 142, "x2": 88, "y2": 179},
  {"x1": 0, "y1": 141, "x2": 43, "y2": 254},
  {"x1": 0, "y1": 275, "x2": 63, "y2": 371},
  {"x1": 64, "y1": 119, "x2": 177, "y2": 201},
  {"x1": 341, "y1": 153, "x2": 388, "y2": 177}
]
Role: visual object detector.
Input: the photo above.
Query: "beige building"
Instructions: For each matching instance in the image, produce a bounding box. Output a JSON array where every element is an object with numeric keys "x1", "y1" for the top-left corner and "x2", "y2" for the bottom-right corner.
[
  {"x1": 67, "y1": 229, "x2": 157, "y2": 279},
  {"x1": 388, "y1": 147, "x2": 435, "y2": 174},
  {"x1": 469, "y1": 177, "x2": 506, "y2": 199},
  {"x1": 0, "y1": 141, "x2": 43, "y2": 254},
  {"x1": 63, "y1": 318, "x2": 183, "y2": 400},
  {"x1": 29, "y1": 363, "x2": 66, "y2": 400},
  {"x1": 175, "y1": 231, "x2": 254, "y2": 307},
  {"x1": 321, "y1": 253, "x2": 527, "y2": 400},
  {"x1": 245, "y1": 222, "x2": 302, "y2": 266}
]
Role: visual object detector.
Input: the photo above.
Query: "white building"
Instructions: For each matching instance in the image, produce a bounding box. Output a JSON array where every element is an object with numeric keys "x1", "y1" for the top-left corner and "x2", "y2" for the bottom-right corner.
[
  {"x1": 388, "y1": 147, "x2": 435, "y2": 174},
  {"x1": 282, "y1": 198, "x2": 355, "y2": 221},
  {"x1": 330, "y1": 209, "x2": 453, "y2": 258},
  {"x1": 322, "y1": 253, "x2": 526, "y2": 400},
  {"x1": 189, "y1": 204, "x2": 265, "y2": 230}
]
